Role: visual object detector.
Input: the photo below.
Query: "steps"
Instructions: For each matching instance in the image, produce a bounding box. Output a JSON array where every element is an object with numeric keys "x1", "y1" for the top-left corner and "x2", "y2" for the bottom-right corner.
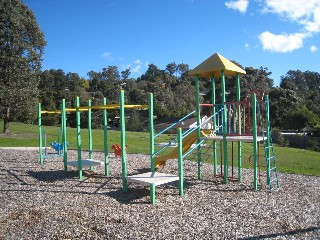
[{"x1": 264, "y1": 143, "x2": 280, "y2": 191}]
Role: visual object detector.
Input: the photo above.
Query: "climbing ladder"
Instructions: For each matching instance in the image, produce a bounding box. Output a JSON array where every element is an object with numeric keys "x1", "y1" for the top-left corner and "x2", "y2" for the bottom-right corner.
[
  {"x1": 264, "y1": 138, "x2": 280, "y2": 191},
  {"x1": 260, "y1": 96, "x2": 280, "y2": 191}
]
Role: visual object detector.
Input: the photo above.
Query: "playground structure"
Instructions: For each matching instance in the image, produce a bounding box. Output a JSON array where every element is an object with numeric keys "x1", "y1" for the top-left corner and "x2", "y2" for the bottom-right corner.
[
  {"x1": 38, "y1": 53, "x2": 280, "y2": 204},
  {"x1": 40, "y1": 127, "x2": 67, "y2": 157},
  {"x1": 111, "y1": 144, "x2": 127, "y2": 157},
  {"x1": 38, "y1": 95, "x2": 148, "y2": 180}
]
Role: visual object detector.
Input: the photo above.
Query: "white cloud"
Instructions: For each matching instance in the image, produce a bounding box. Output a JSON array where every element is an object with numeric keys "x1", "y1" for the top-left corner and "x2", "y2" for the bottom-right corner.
[
  {"x1": 254, "y1": 0, "x2": 320, "y2": 53},
  {"x1": 225, "y1": 0, "x2": 249, "y2": 14},
  {"x1": 134, "y1": 59, "x2": 142, "y2": 65},
  {"x1": 131, "y1": 65, "x2": 141, "y2": 73},
  {"x1": 121, "y1": 59, "x2": 145, "y2": 74},
  {"x1": 244, "y1": 43, "x2": 250, "y2": 50},
  {"x1": 101, "y1": 51, "x2": 114, "y2": 61},
  {"x1": 123, "y1": 64, "x2": 132, "y2": 69},
  {"x1": 259, "y1": 31, "x2": 305, "y2": 53},
  {"x1": 310, "y1": 45, "x2": 318, "y2": 52},
  {"x1": 263, "y1": 0, "x2": 320, "y2": 33}
]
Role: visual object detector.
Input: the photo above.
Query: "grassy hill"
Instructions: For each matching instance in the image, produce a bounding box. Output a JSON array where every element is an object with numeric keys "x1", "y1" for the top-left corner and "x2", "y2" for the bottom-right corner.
[{"x1": 1, "y1": 120, "x2": 319, "y2": 176}]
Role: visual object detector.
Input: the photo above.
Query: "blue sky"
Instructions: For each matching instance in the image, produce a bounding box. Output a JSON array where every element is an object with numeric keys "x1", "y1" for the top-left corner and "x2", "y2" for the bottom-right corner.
[{"x1": 24, "y1": 0, "x2": 320, "y2": 86}]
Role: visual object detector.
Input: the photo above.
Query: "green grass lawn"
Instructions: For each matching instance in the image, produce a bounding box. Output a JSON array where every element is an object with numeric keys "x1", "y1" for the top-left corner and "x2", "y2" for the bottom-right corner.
[
  {"x1": 1, "y1": 120, "x2": 320, "y2": 176},
  {"x1": 189, "y1": 142, "x2": 320, "y2": 176}
]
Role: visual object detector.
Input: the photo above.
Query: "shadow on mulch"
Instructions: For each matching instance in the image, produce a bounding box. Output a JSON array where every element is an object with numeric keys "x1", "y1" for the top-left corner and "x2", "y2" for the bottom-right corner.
[
  {"x1": 131, "y1": 167, "x2": 151, "y2": 174},
  {"x1": 106, "y1": 187, "x2": 150, "y2": 204},
  {"x1": 238, "y1": 226, "x2": 320, "y2": 240},
  {"x1": 27, "y1": 170, "x2": 78, "y2": 182},
  {"x1": 106, "y1": 180, "x2": 197, "y2": 204}
]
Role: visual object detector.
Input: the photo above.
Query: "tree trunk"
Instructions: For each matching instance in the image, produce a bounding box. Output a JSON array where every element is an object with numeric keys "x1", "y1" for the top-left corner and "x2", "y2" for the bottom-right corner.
[{"x1": 2, "y1": 106, "x2": 10, "y2": 134}]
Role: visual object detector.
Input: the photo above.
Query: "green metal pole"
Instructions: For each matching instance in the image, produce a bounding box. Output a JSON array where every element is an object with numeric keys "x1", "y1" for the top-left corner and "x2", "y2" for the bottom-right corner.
[
  {"x1": 177, "y1": 128, "x2": 184, "y2": 196},
  {"x1": 88, "y1": 100, "x2": 93, "y2": 171},
  {"x1": 265, "y1": 95, "x2": 271, "y2": 185},
  {"x1": 62, "y1": 99, "x2": 68, "y2": 171},
  {"x1": 211, "y1": 76, "x2": 217, "y2": 177},
  {"x1": 88, "y1": 100, "x2": 92, "y2": 159},
  {"x1": 120, "y1": 90, "x2": 127, "y2": 192},
  {"x1": 150, "y1": 183, "x2": 156, "y2": 205},
  {"x1": 149, "y1": 93, "x2": 155, "y2": 172},
  {"x1": 195, "y1": 74, "x2": 202, "y2": 180},
  {"x1": 76, "y1": 96, "x2": 83, "y2": 180},
  {"x1": 103, "y1": 97, "x2": 109, "y2": 176},
  {"x1": 252, "y1": 93, "x2": 258, "y2": 190},
  {"x1": 38, "y1": 103, "x2": 43, "y2": 164},
  {"x1": 236, "y1": 74, "x2": 242, "y2": 181},
  {"x1": 221, "y1": 70, "x2": 228, "y2": 184}
]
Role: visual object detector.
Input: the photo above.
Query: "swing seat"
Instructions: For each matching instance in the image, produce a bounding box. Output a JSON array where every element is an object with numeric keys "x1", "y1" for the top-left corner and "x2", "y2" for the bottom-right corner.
[{"x1": 50, "y1": 141, "x2": 70, "y2": 152}]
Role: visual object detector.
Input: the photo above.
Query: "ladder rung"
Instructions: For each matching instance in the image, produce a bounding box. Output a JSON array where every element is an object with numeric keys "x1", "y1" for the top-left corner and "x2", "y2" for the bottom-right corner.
[
  {"x1": 265, "y1": 146, "x2": 274, "y2": 149},
  {"x1": 270, "y1": 178, "x2": 278, "y2": 183}
]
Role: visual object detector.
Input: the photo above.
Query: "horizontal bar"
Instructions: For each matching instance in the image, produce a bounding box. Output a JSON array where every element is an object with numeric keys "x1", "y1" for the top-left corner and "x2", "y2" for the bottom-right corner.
[{"x1": 41, "y1": 105, "x2": 148, "y2": 114}]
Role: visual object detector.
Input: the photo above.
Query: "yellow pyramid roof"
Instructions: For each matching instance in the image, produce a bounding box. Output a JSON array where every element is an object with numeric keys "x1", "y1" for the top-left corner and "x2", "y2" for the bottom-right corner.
[{"x1": 189, "y1": 53, "x2": 246, "y2": 78}]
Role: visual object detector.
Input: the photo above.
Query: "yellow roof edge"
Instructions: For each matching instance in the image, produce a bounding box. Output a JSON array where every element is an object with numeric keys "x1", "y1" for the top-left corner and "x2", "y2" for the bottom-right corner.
[{"x1": 188, "y1": 53, "x2": 246, "y2": 78}]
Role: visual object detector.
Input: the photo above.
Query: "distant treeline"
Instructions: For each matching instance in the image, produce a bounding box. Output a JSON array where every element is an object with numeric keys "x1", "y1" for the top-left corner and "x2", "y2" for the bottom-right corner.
[{"x1": 36, "y1": 64, "x2": 319, "y2": 133}]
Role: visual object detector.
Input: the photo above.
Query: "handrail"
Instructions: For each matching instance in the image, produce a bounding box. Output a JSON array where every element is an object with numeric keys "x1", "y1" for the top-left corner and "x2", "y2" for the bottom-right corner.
[
  {"x1": 183, "y1": 137, "x2": 207, "y2": 159},
  {"x1": 153, "y1": 107, "x2": 223, "y2": 158},
  {"x1": 154, "y1": 110, "x2": 196, "y2": 138},
  {"x1": 153, "y1": 140, "x2": 177, "y2": 156},
  {"x1": 181, "y1": 109, "x2": 225, "y2": 158},
  {"x1": 153, "y1": 110, "x2": 196, "y2": 156}
]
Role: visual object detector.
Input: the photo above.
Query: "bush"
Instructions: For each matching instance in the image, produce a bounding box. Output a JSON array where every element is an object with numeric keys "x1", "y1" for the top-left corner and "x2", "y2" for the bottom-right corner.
[{"x1": 271, "y1": 128, "x2": 289, "y2": 147}]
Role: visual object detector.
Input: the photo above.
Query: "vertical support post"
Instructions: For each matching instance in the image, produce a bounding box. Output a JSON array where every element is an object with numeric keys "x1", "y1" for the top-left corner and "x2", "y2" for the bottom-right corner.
[
  {"x1": 149, "y1": 93, "x2": 155, "y2": 172},
  {"x1": 195, "y1": 74, "x2": 202, "y2": 180},
  {"x1": 62, "y1": 99, "x2": 68, "y2": 171},
  {"x1": 177, "y1": 128, "x2": 184, "y2": 196},
  {"x1": 38, "y1": 103, "x2": 43, "y2": 164},
  {"x1": 88, "y1": 99, "x2": 93, "y2": 170},
  {"x1": 265, "y1": 95, "x2": 271, "y2": 185},
  {"x1": 236, "y1": 74, "x2": 242, "y2": 181},
  {"x1": 103, "y1": 97, "x2": 109, "y2": 176},
  {"x1": 212, "y1": 76, "x2": 217, "y2": 177},
  {"x1": 120, "y1": 90, "x2": 127, "y2": 192},
  {"x1": 76, "y1": 96, "x2": 83, "y2": 180},
  {"x1": 252, "y1": 93, "x2": 258, "y2": 190},
  {"x1": 88, "y1": 100, "x2": 92, "y2": 158},
  {"x1": 150, "y1": 183, "x2": 156, "y2": 205},
  {"x1": 221, "y1": 70, "x2": 228, "y2": 184}
]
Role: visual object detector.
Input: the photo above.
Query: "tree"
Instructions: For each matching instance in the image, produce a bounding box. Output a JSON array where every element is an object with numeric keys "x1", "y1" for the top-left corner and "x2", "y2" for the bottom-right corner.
[
  {"x1": 280, "y1": 70, "x2": 320, "y2": 116},
  {"x1": 0, "y1": 0, "x2": 46, "y2": 133},
  {"x1": 269, "y1": 88, "x2": 300, "y2": 128},
  {"x1": 240, "y1": 66, "x2": 273, "y2": 98},
  {"x1": 166, "y1": 62, "x2": 177, "y2": 76},
  {"x1": 121, "y1": 68, "x2": 131, "y2": 80},
  {"x1": 285, "y1": 108, "x2": 320, "y2": 130}
]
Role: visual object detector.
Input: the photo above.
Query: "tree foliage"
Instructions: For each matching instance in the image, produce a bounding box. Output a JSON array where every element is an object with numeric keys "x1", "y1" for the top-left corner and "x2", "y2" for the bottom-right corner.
[
  {"x1": 280, "y1": 70, "x2": 320, "y2": 129},
  {"x1": 36, "y1": 63, "x2": 320, "y2": 133},
  {"x1": 0, "y1": 0, "x2": 46, "y2": 133}
]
